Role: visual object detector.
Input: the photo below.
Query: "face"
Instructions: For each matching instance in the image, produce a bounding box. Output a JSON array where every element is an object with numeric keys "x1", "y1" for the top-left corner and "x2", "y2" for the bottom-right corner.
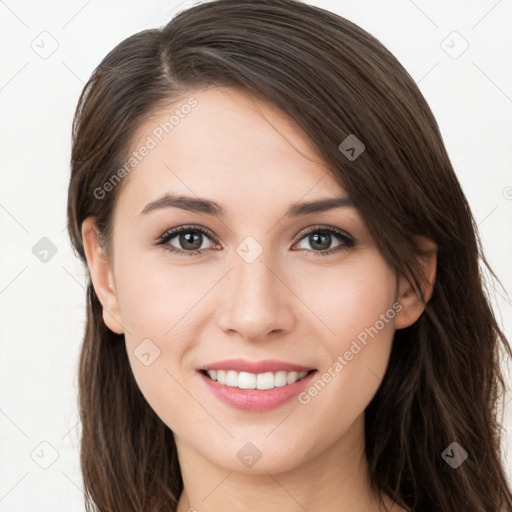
[{"x1": 83, "y1": 86, "x2": 421, "y2": 475}]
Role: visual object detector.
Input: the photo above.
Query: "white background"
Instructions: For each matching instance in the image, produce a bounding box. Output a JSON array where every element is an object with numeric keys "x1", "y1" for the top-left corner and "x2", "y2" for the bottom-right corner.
[{"x1": 0, "y1": 0, "x2": 511, "y2": 510}]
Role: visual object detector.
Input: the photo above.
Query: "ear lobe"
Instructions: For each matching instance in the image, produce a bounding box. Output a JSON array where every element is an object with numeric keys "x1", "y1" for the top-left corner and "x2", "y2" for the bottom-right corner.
[
  {"x1": 395, "y1": 236, "x2": 437, "y2": 330},
  {"x1": 81, "y1": 216, "x2": 124, "y2": 334}
]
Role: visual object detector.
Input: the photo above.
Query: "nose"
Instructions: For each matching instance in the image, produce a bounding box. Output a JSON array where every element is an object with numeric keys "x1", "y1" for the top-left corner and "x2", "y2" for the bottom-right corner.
[{"x1": 216, "y1": 247, "x2": 296, "y2": 342}]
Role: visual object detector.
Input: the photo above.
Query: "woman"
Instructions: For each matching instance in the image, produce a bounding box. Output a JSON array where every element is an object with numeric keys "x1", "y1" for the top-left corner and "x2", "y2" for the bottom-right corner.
[{"x1": 66, "y1": 0, "x2": 512, "y2": 510}]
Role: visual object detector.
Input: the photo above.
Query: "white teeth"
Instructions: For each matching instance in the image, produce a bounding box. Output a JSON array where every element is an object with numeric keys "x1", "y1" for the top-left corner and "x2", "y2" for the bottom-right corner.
[
  {"x1": 226, "y1": 370, "x2": 238, "y2": 387},
  {"x1": 286, "y1": 371, "x2": 298, "y2": 385},
  {"x1": 274, "y1": 371, "x2": 287, "y2": 387},
  {"x1": 216, "y1": 369, "x2": 226, "y2": 383},
  {"x1": 238, "y1": 371, "x2": 257, "y2": 389},
  {"x1": 205, "y1": 369, "x2": 309, "y2": 389},
  {"x1": 257, "y1": 372, "x2": 274, "y2": 390}
]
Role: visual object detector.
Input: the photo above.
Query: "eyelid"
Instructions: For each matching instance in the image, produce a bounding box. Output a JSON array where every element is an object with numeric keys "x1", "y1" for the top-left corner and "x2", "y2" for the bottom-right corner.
[
  {"x1": 155, "y1": 224, "x2": 219, "y2": 247},
  {"x1": 294, "y1": 224, "x2": 353, "y2": 243}
]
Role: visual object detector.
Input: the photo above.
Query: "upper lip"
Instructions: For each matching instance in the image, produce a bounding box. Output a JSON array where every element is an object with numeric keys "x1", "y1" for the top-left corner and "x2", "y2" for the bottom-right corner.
[{"x1": 199, "y1": 358, "x2": 315, "y2": 374}]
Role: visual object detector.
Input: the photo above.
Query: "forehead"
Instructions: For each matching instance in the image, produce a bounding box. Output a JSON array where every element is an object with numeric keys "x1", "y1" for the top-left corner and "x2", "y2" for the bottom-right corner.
[{"x1": 114, "y1": 87, "x2": 346, "y2": 220}]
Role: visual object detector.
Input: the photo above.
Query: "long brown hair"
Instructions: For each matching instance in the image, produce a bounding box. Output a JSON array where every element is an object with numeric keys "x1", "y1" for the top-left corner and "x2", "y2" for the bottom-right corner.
[{"x1": 66, "y1": 1, "x2": 512, "y2": 510}]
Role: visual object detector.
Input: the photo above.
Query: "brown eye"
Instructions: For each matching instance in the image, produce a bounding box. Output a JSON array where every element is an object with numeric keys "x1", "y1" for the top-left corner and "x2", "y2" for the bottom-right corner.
[
  {"x1": 294, "y1": 226, "x2": 354, "y2": 256},
  {"x1": 156, "y1": 225, "x2": 218, "y2": 255}
]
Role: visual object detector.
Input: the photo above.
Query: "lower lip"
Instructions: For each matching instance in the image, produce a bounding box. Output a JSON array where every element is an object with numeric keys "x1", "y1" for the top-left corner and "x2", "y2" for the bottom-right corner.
[{"x1": 199, "y1": 370, "x2": 317, "y2": 411}]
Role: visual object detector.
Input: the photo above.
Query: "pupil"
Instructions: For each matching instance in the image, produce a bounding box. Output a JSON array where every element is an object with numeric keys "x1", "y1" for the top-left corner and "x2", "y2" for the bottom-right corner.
[
  {"x1": 311, "y1": 232, "x2": 330, "y2": 250},
  {"x1": 181, "y1": 231, "x2": 201, "y2": 250}
]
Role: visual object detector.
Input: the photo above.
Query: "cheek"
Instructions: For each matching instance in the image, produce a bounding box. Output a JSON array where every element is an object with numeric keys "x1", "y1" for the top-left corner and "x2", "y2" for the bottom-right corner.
[
  {"x1": 115, "y1": 247, "x2": 213, "y2": 337},
  {"x1": 292, "y1": 253, "x2": 397, "y2": 346},
  {"x1": 114, "y1": 260, "x2": 207, "y2": 424},
  {"x1": 113, "y1": 251, "x2": 230, "y2": 409},
  {"x1": 293, "y1": 256, "x2": 397, "y2": 411}
]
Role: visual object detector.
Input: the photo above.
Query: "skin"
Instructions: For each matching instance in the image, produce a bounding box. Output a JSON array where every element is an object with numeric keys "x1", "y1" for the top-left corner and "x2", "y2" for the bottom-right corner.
[{"x1": 82, "y1": 87, "x2": 436, "y2": 512}]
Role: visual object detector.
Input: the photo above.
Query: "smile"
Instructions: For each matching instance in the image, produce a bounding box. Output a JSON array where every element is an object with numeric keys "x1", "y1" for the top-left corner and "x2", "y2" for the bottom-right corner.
[
  {"x1": 197, "y1": 359, "x2": 318, "y2": 411},
  {"x1": 201, "y1": 369, "x2": 312, "y2": 390}
]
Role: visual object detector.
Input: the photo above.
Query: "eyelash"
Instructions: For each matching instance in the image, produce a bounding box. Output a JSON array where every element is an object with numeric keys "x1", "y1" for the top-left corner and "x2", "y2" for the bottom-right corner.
[{"x1": 155, "y1": 224, "x2": 355, "y2": 257}]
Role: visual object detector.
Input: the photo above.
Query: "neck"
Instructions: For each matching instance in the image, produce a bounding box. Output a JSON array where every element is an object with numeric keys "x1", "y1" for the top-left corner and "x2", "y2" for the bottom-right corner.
[{"x1": 175, "y1": 414, "x2": 391, "y2": 512}]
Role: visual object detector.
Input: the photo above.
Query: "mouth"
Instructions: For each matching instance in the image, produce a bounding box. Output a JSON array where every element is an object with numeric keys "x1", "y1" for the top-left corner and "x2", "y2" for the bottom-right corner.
[
  {"x1": 199, "y1": 368, "x2": 315, "y2": 390},
  {"x1": 197, "y1": 359, "x2": 318, "y2": 411}
]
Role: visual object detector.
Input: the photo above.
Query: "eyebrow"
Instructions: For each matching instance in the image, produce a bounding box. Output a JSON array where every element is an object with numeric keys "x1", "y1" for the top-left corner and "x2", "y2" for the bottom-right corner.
[{"x1": 139, "y1": 193, "x2": 354, "y2": 217}]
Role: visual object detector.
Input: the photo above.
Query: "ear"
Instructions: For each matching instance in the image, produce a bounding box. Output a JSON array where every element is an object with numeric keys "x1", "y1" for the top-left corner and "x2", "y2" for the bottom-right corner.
[
  {"x1": 81, "y1": 216, "x2": 124, "y2": 334},
  {"x1": 395, "y1": 236, "x2": 437, "y2": 329}
]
